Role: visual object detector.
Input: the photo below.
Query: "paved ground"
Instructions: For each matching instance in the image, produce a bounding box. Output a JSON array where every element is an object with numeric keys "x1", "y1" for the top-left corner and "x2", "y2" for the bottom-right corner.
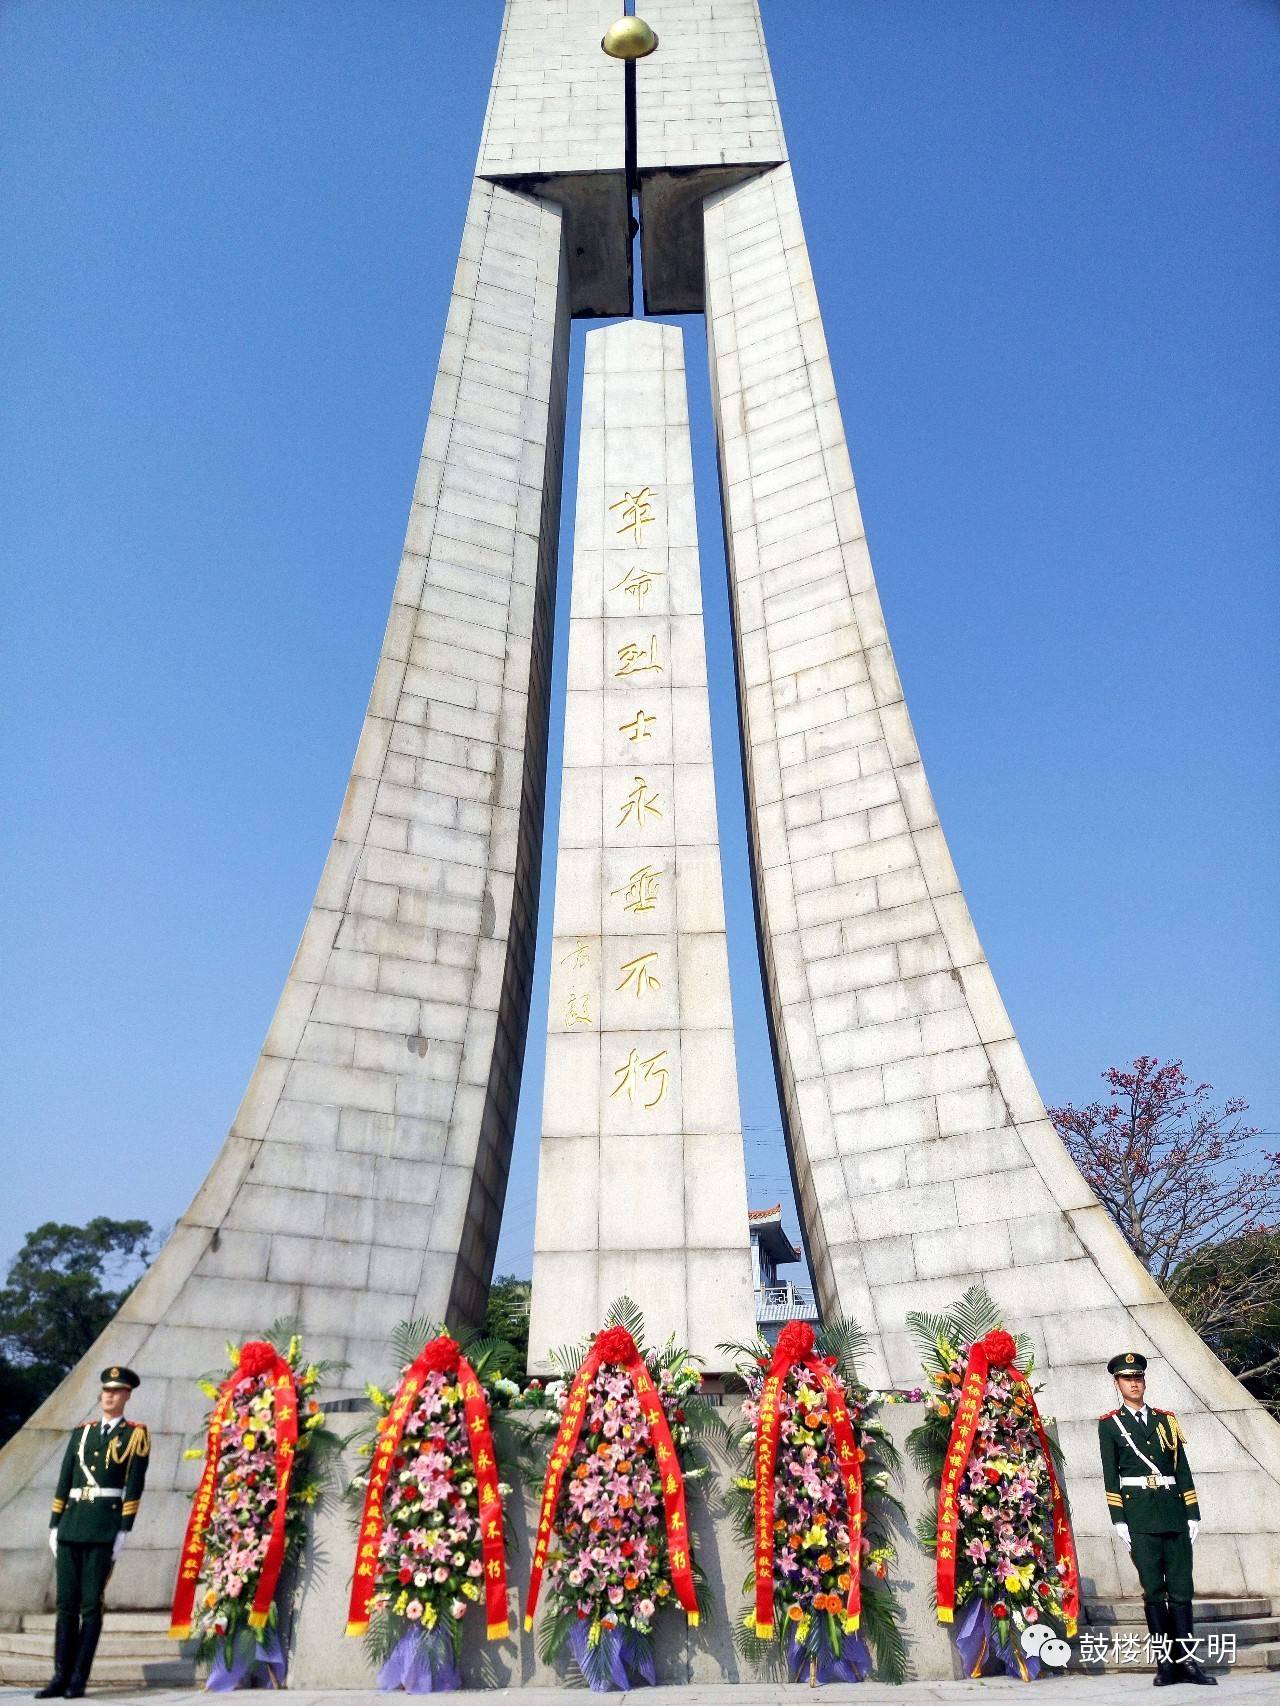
[{"x1": 3, "y1": 1681, "x2": 1278, "y2": 1705}]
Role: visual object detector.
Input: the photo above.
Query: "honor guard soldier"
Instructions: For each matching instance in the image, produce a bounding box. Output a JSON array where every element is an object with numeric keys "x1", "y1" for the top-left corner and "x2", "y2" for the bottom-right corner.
[
  {"x1": 1099, "y1": 1351, "x2": 1215, "y2": 1687},
  {"x1": 37, "y1": 1366, "x2": 149, "y2": 1699}
]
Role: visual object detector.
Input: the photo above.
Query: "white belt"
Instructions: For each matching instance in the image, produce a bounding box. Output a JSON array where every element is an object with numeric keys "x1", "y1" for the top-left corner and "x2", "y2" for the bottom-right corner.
[
  {"x1": 69, "y1": 1487, "x2": 122, "y2": 1502},
  {"x1": 1120, "y1": 1474, "x2": 1174, "y2": 1489}
]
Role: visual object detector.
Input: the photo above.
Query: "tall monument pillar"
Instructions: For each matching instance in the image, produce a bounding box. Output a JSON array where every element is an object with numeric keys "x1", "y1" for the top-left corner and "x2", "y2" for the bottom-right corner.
[{"x1": 527, "y1": 319, "x2": 756, "y2": 1370}]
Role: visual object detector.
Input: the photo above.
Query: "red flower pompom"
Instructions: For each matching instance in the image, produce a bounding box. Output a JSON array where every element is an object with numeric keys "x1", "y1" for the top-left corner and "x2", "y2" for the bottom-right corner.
[
  {"x1": 993, "y1": 1602, "x2": 1009, "y2": 1619},
  {"x1": 592, "y1": 1325, "x2": 638, "y2": 1365},
  {"x1": 419, "y1": 1335, "x2": 461, "y2": 1374},
  {"x1": 980, "y1": 1330, "x2": 1017, "y2": 1367},
  {"x1": 237, "y1": 1341, "x2": 278, "y2": 1380},
  {"x1": 773, "y1": 1321, "x2": 817, "y2": 1367}
]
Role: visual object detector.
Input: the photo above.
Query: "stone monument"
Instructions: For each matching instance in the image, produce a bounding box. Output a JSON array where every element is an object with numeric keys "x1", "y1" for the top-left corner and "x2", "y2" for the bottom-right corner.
[
  {"x1": 527, "y1": 317, "x2": 757, "y2": 1371},
  {"x1": 2, "y1": 0, "x2": 1277, "y2": 1658}
]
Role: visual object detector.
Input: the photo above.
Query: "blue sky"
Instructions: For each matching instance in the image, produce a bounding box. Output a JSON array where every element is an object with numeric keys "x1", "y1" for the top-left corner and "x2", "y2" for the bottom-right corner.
[{"x1": 2, "y1": 1, "x2": 1276, "y2": 1283}]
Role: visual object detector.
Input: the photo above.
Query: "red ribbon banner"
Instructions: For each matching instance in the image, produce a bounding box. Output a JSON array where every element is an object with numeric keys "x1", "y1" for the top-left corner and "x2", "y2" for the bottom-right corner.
[
  {"x1": 169, "y1": 1341, "x2": 299, "y2": 1639},
  {"x1": 524, "y1": 1325, "x2": 699, "y2": 1633},
  {"x1": 345, "y1": 1336, "x2": 510, "y2": 1641},
  {"x1": 753, "y1": 1322, "x2": 864, "y2": 1639},
  {"x1": 934, "y1": 1330, "x2": 1079, "y2": 1636}
]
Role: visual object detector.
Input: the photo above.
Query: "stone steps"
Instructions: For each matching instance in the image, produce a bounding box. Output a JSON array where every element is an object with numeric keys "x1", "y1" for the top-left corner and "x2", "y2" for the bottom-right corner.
[
  {"x1": 0, "y1": 1611, "x2": 196, "y2": 1689},
  {"x1": 22, "y1": 1611, "x2": 174, "y2": 1635},
  {"x1": 1077, "y1": 1593, "x2": 1278, "y2": 1674},
  {"x1": 1085, "y1": 1595, "x2": 1271, "y2": 1625}
]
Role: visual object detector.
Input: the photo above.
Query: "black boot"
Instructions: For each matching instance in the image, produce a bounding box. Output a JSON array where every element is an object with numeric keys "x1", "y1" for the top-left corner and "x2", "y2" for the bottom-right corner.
[
  {"x1": 1170, "y1": 1600, "x2": 1218, "y2": 1686},
  {"x1": 62, "y1": 1613, "x2": 102, "y2": 1699},
  {"x1": 34, "y1": 1611, "x2": 80, "y2": 1698},
  {"x1": 1144, "y1": 1597, "x2": 1179, "y2": 1687}
]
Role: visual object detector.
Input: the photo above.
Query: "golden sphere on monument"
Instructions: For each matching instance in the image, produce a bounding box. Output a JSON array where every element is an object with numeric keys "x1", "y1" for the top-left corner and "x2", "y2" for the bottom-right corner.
[{"x1": 601, "y1": 17, "x2": 659, "y2": 59}]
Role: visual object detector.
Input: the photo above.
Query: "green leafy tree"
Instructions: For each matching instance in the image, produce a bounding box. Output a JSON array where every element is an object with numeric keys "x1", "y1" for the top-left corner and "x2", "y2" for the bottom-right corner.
[
  {"x1": 483, "y1": 1273, "x2": 531, "y2": 1369},
  {"x1": 1172, "y1": 1228, "x2": 1280, "y2": 1416},
  {"x1": 0, "y1": 1217, "x2": 154, "y2": 1444}
]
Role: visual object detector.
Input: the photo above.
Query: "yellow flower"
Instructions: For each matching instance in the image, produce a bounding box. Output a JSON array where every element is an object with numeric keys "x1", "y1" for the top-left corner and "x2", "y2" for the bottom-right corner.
[
  {"x1": 198, "y1": 1380, "x2": 219, "y2": 1401},
  {"x1": 802, "y1": 1525, "x2": 828, "y2": 1550},
  {"x1": 393, "y1": 1591, "x2": 408, "y2": 1615},
  {"x1": 422, "y1": 1603, "x2": 437, "y2": 1629},
  {"x1": 1005, "y1": 1575, "x2": 1023, "y2": 1594},
  {"x1": 461, "y1": 1583, "x2": 480, "y2": 1601},
  {"x1": 227, "y1": 1343, "x2": 241, "y2": 1367},
  {"x1": 242, "y1": 1433, "x2": 256, "y2": 1451},
  {"x1": 183, "y1": 1447, "x2": 204, "y2": 1460}
]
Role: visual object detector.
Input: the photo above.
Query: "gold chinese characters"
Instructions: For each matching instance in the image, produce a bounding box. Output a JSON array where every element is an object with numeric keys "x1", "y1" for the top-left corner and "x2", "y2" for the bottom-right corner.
[
  {"x1": 610, "y1": 1047, "x2": 669, "y2": 1109},
  {"x1": 609, "y1": 486, "x2": 656, "y2": 545},
  {"x1": 617, "y1": 775, "x2": 662, "y2": 832}
]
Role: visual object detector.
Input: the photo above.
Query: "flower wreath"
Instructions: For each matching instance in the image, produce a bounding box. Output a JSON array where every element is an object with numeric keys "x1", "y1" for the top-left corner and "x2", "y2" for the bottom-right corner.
[
  {"x1": 346, "y1": 1324, "x2": 518, "y2": 1692},
  {"x1": 725, "y1": 1318, "x2": 907, "y2": 1685},
  {"x1": 518, "y1": 1300, "x2": 713, "y2": 1692},
  {"x1": 906, "y1": 1285, "x2": 1079, "y2": 1681},
  {"x1": 170, "y1": 1326, "x2": 341, "y2": 1690}
]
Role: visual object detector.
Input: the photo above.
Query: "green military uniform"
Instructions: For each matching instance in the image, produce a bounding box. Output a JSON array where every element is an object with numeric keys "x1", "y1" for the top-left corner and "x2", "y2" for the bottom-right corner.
[
  {"x1": 1098, "y1": 1401, "x2": 1198, "y2": 1598},
  {"x1": 38, "y1": 1366, "x2": 149, "y2": 1700},
  {"x1": 1098, "y1": 1351, "x2": 1215, "y2": 1687}
]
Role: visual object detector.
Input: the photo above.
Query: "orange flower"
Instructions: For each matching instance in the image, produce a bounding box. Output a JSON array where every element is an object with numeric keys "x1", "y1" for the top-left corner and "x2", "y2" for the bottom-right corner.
[
  {"x1": 574, "y1": 1463, "x2": 589, "y2": 1480},
  {"x1": 788, "y1": 1605, "x2": 803, "y2": 1622},
  {"x1": 838, "y1": 1572, "x2": 851, "y2": 1590},
  {"x1": 596, "y1": 1443, "x2": 611, "y2": 1458},
  {"x1": 618, "y1": 1493, "x2": 633, "y2": 1509},
  {"x1": 617, "y1": 1460, "x2": 631, "y2": 1473},
  {"x1": 611, "y1": 1517, "x2": 622, "y2": 1531},
  {"x1": 624, "y1": 1574, "x2": 638, "y2": 1590},
  {"x1": 949, "y1": 1371, "x2": 962, "y2": 1385},
  {"x1": 789, "y1": 1532, "x2": 803, "y2": 1549},
  {"x1": 937, "y1": 1402, "x2": 951, "y2": 1418},
  {"x1": 204, "y1": 1590, "x2": 218, "y2": 1609},
  {"x1": 817, "y1": 1554, "x2": 833, "y2": 1571}
]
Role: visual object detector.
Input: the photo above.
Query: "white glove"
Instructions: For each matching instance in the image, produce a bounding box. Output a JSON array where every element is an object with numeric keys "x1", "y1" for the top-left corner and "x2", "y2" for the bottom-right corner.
[
  {"x1": 48, "y1": 1530, "x2": 58, "y2": 1559},
  {"x1": 1188, "y1": 1521, "x2": 1200, "y2": 1546},
  {"x1": 1114, "y1": 1523, "x2": 1132, "y2": 1551},
  {"x1": 111, "y1": 1533, "x2": 127, "y2": 1562}
]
